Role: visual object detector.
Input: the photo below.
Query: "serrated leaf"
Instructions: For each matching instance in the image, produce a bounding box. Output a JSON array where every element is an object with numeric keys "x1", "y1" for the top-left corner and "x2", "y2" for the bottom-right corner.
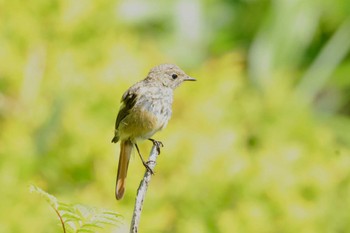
[
  {"x1": 61, "y1": 212, "x2": 83, "y2": 221},
  {"x1": 92, "y1": 218, "x2": 120, "y2": 227},
  {"x1": 76, "y1": 223, "x2": 104, "y2": 233},
  {"x1": 65, "y1": 222, "x2": 77, "y2": 233},
  {"x1": 29, "y1": 185, "x2": 58, "y2": 209},
  {"x1": 75, "y1": 204, "x2": 94, "y2": 216},
  {"x1": 101, "y1": 211, "x2": 122, "y2": 217},
  {"x1": 57, "y1": 202, "x2": 74, "y2": 211},
  {"x1": 81, "y1": 223, "x2": 104, "y2": 229},
  {"x1": 92, "y1": 214, "x2": 121, "y2": 225},
  {"x1": 30, "y1": 185, "x2": 123, "y2": 232},
  {"x1": 76, "y1": 228, "x2": 95, "y2": 233}
]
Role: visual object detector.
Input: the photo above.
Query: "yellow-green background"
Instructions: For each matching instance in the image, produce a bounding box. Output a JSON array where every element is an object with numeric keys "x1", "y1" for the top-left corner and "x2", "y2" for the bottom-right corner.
[{"x1": 1, "y1": 0, "x2": 350, "y2": 232}]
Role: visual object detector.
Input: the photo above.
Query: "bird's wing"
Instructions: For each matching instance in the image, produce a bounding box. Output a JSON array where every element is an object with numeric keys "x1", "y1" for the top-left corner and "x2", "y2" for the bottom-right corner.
[
  {"x1": 111, "y1": 89, "x2": 137, "y2": 143},
  {"x1": 112, "y1": 85, "x2": 139, "y2": 138},
  {"x1": 116, "y1": 90, "x2": 137, "y2": 128}
]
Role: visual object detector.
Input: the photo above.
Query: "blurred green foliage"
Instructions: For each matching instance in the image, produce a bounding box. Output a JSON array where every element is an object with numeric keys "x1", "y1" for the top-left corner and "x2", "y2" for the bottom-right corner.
[{"x1": 1, "y1": 0, "x2": 350, "y2": 232}]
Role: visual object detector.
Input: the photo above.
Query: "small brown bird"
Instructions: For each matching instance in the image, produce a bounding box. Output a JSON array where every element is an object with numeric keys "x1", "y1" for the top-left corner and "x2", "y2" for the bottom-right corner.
[{"x1": 111, "y1": 64, "x2": 196, "y2": 200}]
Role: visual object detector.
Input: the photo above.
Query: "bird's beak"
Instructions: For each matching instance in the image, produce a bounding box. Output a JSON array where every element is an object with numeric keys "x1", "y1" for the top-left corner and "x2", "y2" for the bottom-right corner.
[{"x1": 184, "y1": 76, "x2": 196, "y2": 81}]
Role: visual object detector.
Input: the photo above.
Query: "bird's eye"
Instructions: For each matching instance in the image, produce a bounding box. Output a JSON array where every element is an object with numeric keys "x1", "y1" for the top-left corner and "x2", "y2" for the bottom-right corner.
[{"x1": 171, "y1": 74, "x2": 178, "y2": 79}]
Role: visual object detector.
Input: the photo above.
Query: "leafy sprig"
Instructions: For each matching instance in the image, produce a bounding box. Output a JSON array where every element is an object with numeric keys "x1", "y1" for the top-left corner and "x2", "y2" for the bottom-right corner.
[{"x1": 29, "y1": 185, "x2": 122, "y2": 233}]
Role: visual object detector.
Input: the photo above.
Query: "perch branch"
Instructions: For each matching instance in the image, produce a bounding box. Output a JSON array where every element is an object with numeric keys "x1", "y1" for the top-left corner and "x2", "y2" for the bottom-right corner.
[{"x1": 130, "y1": 144, "x2": 160, "y2": 233}]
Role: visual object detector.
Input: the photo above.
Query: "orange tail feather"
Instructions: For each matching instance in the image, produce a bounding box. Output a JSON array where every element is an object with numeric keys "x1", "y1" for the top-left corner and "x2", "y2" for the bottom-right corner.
[{"x1": 116, "y1": 140, "x2": 133, "y2": 200}]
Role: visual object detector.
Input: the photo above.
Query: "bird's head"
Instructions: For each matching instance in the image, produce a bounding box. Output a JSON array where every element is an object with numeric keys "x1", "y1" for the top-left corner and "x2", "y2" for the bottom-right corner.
[{"x1": 147, "y1": 64, "x2": 196, "y2": 89}]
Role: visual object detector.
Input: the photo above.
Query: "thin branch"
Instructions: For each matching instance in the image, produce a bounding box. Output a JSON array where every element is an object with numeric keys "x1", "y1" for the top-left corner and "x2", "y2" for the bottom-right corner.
[
  {"x1": 52, "y1": 206, "x2": 66, "y2": 233},
  {"x1": 130, "y1": 145, "x2": 160, "y2": 233}
]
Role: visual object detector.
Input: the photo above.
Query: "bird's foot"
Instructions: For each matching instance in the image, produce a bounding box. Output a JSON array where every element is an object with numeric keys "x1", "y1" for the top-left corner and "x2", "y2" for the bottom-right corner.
[
  {"x1": 143, "y1": 161, "x2": 155, "y2": 175},
  {"x1": 148, "y1": 138, "x2": 164, "y2": 154}
]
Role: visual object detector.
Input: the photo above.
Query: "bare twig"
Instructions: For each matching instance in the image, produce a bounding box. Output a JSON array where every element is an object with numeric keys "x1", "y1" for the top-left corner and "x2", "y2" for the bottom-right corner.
[{"x1": 130, "y1": 145, "x2": 160, "y2": 233}]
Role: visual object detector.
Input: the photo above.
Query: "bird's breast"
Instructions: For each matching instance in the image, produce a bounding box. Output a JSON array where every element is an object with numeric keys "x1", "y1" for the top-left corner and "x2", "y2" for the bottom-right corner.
[
  {"x1": 138, "y1": 95, "x2": 172, "y2": 130},
  {"x1": 118, "y1": 88, "x2": 173, "y2": 141}
]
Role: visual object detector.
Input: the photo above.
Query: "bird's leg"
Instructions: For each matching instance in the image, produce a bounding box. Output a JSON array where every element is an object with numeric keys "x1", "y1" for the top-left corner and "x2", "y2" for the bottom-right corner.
[
  {"x1": 135, "y1": 143, "x2": 154, "y2": 175},
  {"x1": 148, "y1": 138, "x2": 164, "y2": 154}
]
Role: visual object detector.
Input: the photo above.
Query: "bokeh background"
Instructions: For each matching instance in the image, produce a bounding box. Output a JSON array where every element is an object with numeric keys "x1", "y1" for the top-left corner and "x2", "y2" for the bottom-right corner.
[{"x1": 1, "y1": 0, "x2": 350, "y2": 232}]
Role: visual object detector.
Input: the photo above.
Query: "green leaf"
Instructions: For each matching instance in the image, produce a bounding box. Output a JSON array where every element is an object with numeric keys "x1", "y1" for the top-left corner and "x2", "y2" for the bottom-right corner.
[
  {"x1": 30, "y1": 185, "x2": 122, "y2": 232},
  {"x1": 29, "y1": 185, "x2": 58, "y2": 209}
]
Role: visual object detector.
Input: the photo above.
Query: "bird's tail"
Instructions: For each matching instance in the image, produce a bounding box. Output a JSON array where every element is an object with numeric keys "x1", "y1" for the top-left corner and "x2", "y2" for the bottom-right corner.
[{"x1": 115, "y1": 140, "x2": 133, "y2": 200}]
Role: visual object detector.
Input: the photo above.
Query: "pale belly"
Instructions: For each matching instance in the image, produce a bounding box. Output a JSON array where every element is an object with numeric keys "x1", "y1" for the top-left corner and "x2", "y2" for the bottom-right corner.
[{"x1": 117, "y1": 98, "x2": 172, "y2": 142}]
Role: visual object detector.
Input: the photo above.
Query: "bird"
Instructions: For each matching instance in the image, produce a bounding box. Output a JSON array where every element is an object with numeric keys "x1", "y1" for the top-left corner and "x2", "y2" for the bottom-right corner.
[{"x1": 111, "y1": 64, "x2": 196, "y2": 200}]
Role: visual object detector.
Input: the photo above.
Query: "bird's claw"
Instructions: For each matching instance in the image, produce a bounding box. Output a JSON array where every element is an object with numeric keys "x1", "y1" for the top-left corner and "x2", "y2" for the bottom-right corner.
[
  {"x1": 149, "y1": 139, "x2": 163, "y2": 154},
  {"x1": 143, "y1": 161, "x2": 155, "y2": 175}
]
